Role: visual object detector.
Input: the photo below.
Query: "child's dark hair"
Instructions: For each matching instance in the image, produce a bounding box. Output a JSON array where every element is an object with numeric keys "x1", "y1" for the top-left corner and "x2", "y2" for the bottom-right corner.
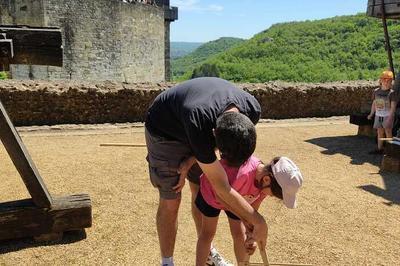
[
  {"x1": 215, "y1": 112, "x2": 256, "y2": 167},
  {"x1": 265, "y1": 157, "x2": 283, "y2": 200}
]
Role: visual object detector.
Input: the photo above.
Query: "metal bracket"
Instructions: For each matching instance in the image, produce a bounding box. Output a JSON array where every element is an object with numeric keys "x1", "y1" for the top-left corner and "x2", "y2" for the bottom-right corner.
[{"x1": 0, "y1": 33, "x2": 14, "y2": 59}]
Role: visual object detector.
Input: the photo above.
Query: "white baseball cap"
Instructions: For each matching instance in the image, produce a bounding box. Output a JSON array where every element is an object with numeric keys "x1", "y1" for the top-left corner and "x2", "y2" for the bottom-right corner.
[{"x1": 271, "y1": 157, "x2": 303, "y2": 209}]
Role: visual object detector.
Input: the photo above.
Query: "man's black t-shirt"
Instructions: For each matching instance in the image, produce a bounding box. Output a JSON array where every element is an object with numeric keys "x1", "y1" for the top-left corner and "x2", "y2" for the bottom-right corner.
[{"x1": 145, "y1": 77, "x2": 261, "y2": 164}]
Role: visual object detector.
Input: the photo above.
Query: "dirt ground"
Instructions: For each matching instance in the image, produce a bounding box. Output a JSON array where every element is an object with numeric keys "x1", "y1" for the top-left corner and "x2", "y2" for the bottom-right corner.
[{"x1": 0, "y1": 117, "x2": 399, "y2": 266}]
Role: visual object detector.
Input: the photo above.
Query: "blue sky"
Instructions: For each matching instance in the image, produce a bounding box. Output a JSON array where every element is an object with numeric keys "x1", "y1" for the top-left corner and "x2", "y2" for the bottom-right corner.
[{"x1": 170, "y1": 0, "x2": 367, "y2": 42}]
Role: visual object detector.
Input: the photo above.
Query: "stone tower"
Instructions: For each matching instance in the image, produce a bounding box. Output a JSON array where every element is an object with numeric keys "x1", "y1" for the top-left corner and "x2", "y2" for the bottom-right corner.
[{"x1": 0, "y1": 0, "x2": 178, "y2": 82}]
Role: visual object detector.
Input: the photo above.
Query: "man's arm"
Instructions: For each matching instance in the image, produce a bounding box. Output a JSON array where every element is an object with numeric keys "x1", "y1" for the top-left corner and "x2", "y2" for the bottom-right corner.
[{"x1": 198, "y1": 160, "x2": 268, "y2": 249}]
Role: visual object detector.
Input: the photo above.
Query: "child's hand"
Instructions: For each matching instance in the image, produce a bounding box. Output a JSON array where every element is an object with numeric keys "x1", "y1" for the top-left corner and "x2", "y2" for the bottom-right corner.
[{"x1": 367, "y1": 114, "x2": 373, "y2": 120}]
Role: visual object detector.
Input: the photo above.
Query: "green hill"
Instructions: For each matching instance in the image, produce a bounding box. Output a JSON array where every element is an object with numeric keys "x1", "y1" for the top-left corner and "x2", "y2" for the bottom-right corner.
[
  {"x1": 171, "y1": 42, "x2": 203, "y2": 59},
  {"x1": 171, "y1": 37, "x2": 245, "y2": 80},
  {"x1": 186, "y1": 14, "x2": 400, "y2": 83}
]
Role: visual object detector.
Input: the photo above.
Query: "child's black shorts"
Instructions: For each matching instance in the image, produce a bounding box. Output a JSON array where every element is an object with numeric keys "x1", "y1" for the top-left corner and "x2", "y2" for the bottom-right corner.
[{"x1": 195, "y1": 190, "x2": 240, "y2": 220}]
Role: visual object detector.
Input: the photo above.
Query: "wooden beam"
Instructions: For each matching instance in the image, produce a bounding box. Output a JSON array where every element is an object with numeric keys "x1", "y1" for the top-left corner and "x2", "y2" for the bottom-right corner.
[
  {"x1": 0, "y1": 26, "x2": 62, "y2": 66},
  {"x1": 100, "y1": 143, "x2": 146, "y2": 147},
  {"x1": 240, "y1": 262, "x2": 312, "y2": 266},
  {"x1": 384, "y1": 140, "x2": 400, "y2": 159},
  {"x1": 0, "y1": 100, "x2": 52, "y2": 208},
  {"x1": 367, "y1": 0, "x2": 400, "y2": 19},
  {"x1": 381, "y1": 154, "x2": 400, "y2": 172},
  {"x1": 349, "y1": 114, "x2": 373, "y2": 126},
  {"x1": 0, "y1": 194, "x2": 92, "y2": 241}
]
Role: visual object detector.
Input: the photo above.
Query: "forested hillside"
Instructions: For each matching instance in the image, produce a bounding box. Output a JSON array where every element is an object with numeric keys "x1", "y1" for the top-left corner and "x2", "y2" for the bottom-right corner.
[
  {"x1": 177, "y1": 14, "x2": 400, "y2": 83},
  {"x1": 171, "y1": 37, "x2": 245, "y2": 80},
  {"x1": 170, "y1": 42, "x2": 203, "y2": 59}
]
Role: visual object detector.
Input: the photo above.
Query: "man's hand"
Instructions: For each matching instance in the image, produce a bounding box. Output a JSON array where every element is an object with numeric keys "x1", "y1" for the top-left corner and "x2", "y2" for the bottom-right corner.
[
  {"x1": 172, "y1": 169, "x2": 186, "y2": 193},
  {"x1": 173, "y1": 156, "x2": 196, "y2": 193}
]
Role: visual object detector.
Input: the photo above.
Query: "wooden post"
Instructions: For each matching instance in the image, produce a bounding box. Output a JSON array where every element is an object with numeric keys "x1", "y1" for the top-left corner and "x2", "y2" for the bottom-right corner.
[
  {"x1": 0, "y1": 25, "x2": 91, "y2": 242},
  {"x1": 380, "y1": 0, "x2": 396, "y2": 76},
  {"x1": 0, "y1": 100, "x2": 93, "y2": 241},
  {"x1": 0, "y1": 101, "x2": 53, "y2": 208},
  {"x1": 381, "y1": 140, "x2": 400, "y2": 172}
]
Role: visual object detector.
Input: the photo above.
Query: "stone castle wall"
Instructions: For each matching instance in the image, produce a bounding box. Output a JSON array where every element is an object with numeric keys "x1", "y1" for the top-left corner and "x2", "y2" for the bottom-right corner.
[
  {"x1": 0, "y1": 80, "x2": 377, "y2": 126},
  {"x1": 0, "y1": 0, "x2": 166, "y2": 82}
]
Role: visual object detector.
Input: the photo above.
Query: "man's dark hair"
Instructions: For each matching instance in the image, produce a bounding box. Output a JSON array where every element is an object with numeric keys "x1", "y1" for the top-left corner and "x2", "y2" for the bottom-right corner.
[{"x1": 215, "y1": 112, "x2": 256, "y2": 167}]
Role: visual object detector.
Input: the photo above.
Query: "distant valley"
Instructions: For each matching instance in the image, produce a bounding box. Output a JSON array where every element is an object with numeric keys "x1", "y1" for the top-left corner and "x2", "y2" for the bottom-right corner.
[{"x1": 171, "y1": 14, "x2": 400, "y2": 83}]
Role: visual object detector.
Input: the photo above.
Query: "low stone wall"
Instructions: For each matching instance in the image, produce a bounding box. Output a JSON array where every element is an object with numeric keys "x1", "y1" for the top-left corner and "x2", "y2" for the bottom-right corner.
[{"x1": 0, "y1": 80, "x2": 377, "y2": 126}]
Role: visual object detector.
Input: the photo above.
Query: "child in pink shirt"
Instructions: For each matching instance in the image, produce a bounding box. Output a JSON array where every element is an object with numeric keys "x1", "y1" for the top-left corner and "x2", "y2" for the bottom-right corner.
[{"x1": 195, "y1": 155, "x2": 303, "y2": 265}]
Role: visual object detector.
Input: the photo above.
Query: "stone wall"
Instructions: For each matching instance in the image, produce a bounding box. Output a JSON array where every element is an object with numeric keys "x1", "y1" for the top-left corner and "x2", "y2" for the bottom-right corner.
[
  {"x1": 0, "y1": 80, "x2": 377, "y2": 126},
  {"x1": 0, "y1": 0, "x2": 166, "y2": 82}
]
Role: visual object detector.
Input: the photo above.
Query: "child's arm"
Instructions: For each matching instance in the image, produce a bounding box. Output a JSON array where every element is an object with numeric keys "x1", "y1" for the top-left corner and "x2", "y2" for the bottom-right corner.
[{"x1": 250, "y1": 195, "x2": 265, "y2": 211}]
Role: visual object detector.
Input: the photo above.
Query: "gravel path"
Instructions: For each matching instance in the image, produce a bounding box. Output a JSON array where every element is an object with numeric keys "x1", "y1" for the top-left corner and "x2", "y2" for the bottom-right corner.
[{"x1": 0, "y1": 117, "x2": 399, "y2": 265}]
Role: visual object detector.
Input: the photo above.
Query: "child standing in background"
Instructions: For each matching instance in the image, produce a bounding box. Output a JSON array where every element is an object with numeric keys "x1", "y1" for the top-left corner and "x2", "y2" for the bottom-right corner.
[
  {"x1": 368, "y1": 70, "x2": 398, "y2": 154},
  {"x1": 195, "y1": 155, "x2": 303, "y2": 266}
]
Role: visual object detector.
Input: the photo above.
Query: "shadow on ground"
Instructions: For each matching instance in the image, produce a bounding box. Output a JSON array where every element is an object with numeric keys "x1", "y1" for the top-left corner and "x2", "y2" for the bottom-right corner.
[
  {"x1": 306, "y1": 135, "x2": 379, "y2": 166},
  {"x1": 306, "y1": 135, "x2": 400, "y2": 205},
  {"x1": 0, "y1": 230, "x2": 86, "y2": 254}
]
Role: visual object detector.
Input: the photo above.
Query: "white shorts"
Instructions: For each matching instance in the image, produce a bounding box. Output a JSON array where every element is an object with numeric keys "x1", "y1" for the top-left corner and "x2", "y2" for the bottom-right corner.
[{"x1": 373, "y1": 115, "x2": 392, "y2": 129}]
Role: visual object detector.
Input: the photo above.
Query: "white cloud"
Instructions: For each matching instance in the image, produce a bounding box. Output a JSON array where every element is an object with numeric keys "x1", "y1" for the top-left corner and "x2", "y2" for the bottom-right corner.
[
  {"x1": 208, "y1": 4, "x2": 223, "y2": 12},
  {"x1": 171, "y1": 0, "x2": 223, "y2": 12},
  {"x1": 170, "y1": 0, "x2": 199, "y2": 11}
]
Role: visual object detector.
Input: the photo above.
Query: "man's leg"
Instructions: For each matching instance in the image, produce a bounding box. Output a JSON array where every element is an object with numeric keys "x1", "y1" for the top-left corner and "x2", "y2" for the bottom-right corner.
[
  {"x1": 145, "y1": 128, "x2": 192, "y2": 264},
  {"x1": 157, "y1": 197, "x2": 181, "y2": 258}
]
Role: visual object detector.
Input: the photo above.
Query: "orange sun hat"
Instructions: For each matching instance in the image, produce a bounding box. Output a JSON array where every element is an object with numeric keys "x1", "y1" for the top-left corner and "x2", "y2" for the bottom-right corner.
[{"x1": 380, "y1": 70, "x2": 394, "y2": 80}]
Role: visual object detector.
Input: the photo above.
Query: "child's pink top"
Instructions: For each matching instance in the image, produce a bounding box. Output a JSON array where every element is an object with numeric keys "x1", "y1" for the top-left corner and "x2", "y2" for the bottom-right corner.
[{"x1": 200, "y1": 155, "x2": 266, "y2": 210}]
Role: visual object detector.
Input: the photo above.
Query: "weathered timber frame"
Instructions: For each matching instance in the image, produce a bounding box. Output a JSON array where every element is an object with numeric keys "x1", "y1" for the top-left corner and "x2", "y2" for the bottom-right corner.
[
  {"x1": 367, "y1": 0, "x2": 400, "y2": 77},
  {"x1": 367, "y1": 1, "x2": 400, "y2": 172},
  {"x1": 0, "y1": 26, "x2": 63, "y2": 71},
  {"x1": 0, "y1": 25, "x2": 92, "y2": 242}
]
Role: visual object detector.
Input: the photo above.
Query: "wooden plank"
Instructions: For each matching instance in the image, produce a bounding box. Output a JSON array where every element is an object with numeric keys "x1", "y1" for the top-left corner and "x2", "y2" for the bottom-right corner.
[
  {"x1": 357, "y1": 125, "x2": 376, "y2": 138},
  {"x1": 384, "y1": 140, "x2": 400, "y2": 159},
  {"x1": 349, "y1": 114, "x2": 373, "y2": 126},
  {"x1": 240, "y1": 262, "x2": 312, "y2": 266},
  {"x1": 0, "y1": 194, "x2": 92, "y2": 241},
  {"x1": 381, "y1": 155, "x2": 400, "y2": 172},
  {"x1": 0, "y1": 26, "x2": 62, "y2": 66},
  {"x1": 0, "y1": 100, "x2": 52, "y2": 208},
  {"x1": 367, "y1": 0, "x2": 400, "y2": 19},
  {"x1": 100, "y1": 143, "x2": 146, "y2": 147},
  {"x1": 8, "y1": 47, "x2": 62, "y2": 66}
]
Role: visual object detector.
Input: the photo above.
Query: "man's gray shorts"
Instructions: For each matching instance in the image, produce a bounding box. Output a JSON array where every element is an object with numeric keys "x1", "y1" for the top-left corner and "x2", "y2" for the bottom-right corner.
[
  {"x1": 373, "y1": 115, "x2": 392, "y2": 129},
  {"x1": 145, "y1": 128, "x2": 202, "y2": 199}
]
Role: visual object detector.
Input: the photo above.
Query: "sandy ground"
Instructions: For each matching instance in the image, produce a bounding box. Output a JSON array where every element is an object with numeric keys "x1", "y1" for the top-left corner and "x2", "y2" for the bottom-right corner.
[{"x1": 0, "y1": 116, "x2": 399, "y2": 266}]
